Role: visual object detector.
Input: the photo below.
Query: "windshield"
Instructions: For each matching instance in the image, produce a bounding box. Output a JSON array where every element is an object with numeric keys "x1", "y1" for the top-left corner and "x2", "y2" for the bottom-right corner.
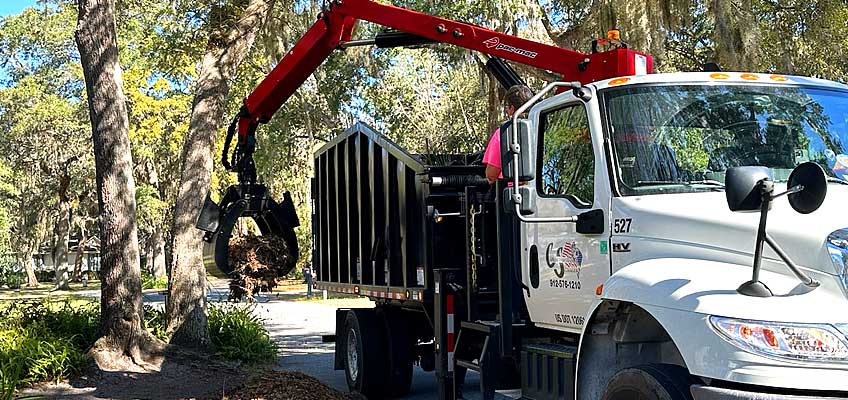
[{"x1": 604, "y1": 84, "x2": 848, "y2": 196}]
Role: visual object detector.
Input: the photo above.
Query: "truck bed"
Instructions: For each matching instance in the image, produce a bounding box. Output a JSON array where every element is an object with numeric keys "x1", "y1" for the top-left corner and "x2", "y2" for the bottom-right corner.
[{"x1": 312, "y1": 123, "x2": 486, "y2": 303}]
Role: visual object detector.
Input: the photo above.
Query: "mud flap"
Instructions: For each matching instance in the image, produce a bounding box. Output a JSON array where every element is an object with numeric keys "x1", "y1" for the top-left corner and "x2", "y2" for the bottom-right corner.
[{"x1": 196, "y1": 184, "x2": 300, "y2": 278}]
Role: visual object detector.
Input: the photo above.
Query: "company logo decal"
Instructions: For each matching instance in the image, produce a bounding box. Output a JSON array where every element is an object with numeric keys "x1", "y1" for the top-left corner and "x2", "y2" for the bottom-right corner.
[
  {"x1": 612, "y1": 242, "x2": 631, "y2": 253},
  {"x1": 546, "y1": 242, "x2": 584, "y2": 278},
  {"x1": 482, "y1": 37, "x2": 538, "y2": 59}
]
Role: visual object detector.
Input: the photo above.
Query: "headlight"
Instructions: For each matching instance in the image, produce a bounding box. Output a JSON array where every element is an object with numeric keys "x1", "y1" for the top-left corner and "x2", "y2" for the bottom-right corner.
[
  {"x1": 827, "y1": 229, "x2": 848, "y2": 296},
  {"x1": 710, "y1": 316, "x2": 848, "y2": 363}
]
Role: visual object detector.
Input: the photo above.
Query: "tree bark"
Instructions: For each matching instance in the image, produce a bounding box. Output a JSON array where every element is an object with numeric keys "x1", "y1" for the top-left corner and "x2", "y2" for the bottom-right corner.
[
  {"x1": 53, "y1": 172, "x2": 72, "y2": 290},
  {"x1": 145, "y1": 161, "x2": 167, "y2": 279},
  {"x1": 52, "y1": 199, "x2": 71, "y2": 290},
  {"x1": 75, "y1": 0, "x2": 164, "y2": 369},
  {"x1": 72, "y1": 225, "x2": 88, "y2": 282},
  {"x1": 167, "y1": 0, "x2": 275, "y2": 348},
  {"x1": 22, "y1": 249, "x2": 39, "y2": 288}
]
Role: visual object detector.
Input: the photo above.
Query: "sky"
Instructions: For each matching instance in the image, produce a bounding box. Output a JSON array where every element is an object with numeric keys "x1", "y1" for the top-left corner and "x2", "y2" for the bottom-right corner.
[{"x1": 0, "y1": 0, "x2": 35, "y2": 17}]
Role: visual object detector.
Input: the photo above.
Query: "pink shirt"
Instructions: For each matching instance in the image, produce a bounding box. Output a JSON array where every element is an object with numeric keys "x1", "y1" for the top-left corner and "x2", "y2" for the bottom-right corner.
[{"x1": 483, "y1": 128, "x2": 503, "y2": 178}]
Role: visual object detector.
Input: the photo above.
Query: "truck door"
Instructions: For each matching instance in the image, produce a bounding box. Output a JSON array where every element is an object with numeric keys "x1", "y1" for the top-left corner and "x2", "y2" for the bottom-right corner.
[{"x1": 521, "y1": 95, "x2": 611, "y2": 333}]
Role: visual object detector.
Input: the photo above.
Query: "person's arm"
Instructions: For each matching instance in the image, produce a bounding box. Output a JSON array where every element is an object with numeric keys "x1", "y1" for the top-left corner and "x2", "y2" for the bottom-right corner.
[
  {"x1": 485, "y1": 165, "x2": 501, "y2": 184},
  {"x1": 483, "y1": 128, "x2": 502, "y2": 184}
]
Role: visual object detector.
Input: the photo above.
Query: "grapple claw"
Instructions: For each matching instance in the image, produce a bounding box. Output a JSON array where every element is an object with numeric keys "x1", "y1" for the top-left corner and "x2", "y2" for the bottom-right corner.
[{"x1": 196, "y1": 184, "x2": 300, "y2": 278}]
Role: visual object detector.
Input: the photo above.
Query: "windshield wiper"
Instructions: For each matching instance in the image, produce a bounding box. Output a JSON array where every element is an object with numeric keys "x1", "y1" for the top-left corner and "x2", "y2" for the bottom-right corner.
[
  {"x1": 635, "y1": 179, "x2": 725, "y2": 188},
  {"x1": 827, "y1": 177, "x2": 848, "y2": 185}
]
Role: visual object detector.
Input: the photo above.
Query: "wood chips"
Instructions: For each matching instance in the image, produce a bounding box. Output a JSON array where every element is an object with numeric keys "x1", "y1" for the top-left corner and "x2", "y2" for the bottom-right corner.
[
  {"x1": 227, "y1": 235, "x2": 292, "y2": 301},
  {"x1": 228, "y1": 371, "x2": 356, "y2": 400}
]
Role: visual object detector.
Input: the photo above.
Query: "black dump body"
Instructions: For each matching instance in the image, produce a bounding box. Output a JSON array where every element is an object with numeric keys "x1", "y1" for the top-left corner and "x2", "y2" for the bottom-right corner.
[{"x1": 312, "y1": 122, "x2": 501, "y2": 307}]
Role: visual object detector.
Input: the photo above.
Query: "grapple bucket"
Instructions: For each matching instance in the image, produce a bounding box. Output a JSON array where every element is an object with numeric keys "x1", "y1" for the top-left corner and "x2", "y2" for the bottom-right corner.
[{"x1": 196, "y1": 184, "x2": 300, "y2": 278}]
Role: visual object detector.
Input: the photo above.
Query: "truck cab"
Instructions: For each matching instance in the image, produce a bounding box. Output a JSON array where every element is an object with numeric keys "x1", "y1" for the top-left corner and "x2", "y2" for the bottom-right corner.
[{"x1": 512, "y1": 72, "x2": 848, "y2": 399}]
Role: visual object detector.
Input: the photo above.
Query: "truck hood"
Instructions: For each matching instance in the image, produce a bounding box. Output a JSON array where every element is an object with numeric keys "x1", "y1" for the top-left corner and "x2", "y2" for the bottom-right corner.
[{"x1": 611, "y1": 184, "x2": 848, "y2": 276}]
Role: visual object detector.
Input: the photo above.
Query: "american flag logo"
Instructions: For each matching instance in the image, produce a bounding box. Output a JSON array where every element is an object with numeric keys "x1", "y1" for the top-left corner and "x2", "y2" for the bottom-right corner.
[{"x1": 547, "y1": 241, "x2": 584, "y2": 279}]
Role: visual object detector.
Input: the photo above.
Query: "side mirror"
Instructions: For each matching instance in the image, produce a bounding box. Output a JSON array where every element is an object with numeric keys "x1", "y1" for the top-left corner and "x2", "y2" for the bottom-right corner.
[
  {"x1": 725, "y1": 166, "x2": 772, "y2": 212},
  {"x1": 787, "y1": 162, "x2": 827, "y2": 214},
  {"x1": 726, "y1": 163, "x2": 825, "y2": 297},
  {"x1": 501, "y1": 119, "x2": 535, "y2": 181},
  {"x1": 576, "y1": 209, "x2": 604, "y2": 235}
]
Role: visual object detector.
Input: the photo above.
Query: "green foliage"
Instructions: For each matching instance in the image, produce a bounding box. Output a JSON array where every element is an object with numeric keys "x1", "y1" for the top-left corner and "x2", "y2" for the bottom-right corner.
[
  {"x1": 208, "y1": 304, "x2": 277, "y2": 363},
  {"x1": 0, "y1": 301, "x2": 96, "y2": 398},
  {"x1": 142, "y1": 305, "x2": 169, "y2": 341},
  {"x1": 141, "y1": 272, "x2": 168, "y2": 290}
]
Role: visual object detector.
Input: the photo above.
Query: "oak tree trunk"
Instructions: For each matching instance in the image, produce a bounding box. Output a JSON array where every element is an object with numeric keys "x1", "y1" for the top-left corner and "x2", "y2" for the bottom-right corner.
[
  {"x1": 167, "y1": 0, "x2": 275, "y2": 348},
  {"x1": 52, "y1": 199, "x2": 71, "y2": 290},
  {"x1": 75, "y1": 0, "x2": 164, "y2": 369},
  {"x1": 72, "y1": 225, "x2": 87, "y2": 282},
  {"x1": 22, "y1": 249, "x2": 39, "y2": 288},
  {"x1": 150, "y1": 227, "x2": 167, "y2": 279},
  {"x1": 53, "y1": 172, "x2": 72, "y2": 290},
  {"x1": 145, "y1": 161, "x2": 167, "y2": 279}
]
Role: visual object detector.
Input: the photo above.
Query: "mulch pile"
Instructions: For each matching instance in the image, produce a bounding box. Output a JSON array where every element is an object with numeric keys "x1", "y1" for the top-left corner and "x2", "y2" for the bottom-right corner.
[
  {"x1": 228, "y1": 371, "x2": 357, "y2": 400},
  {"x1": 228, "y1": 235, "x2": 292, "y2": 301}
]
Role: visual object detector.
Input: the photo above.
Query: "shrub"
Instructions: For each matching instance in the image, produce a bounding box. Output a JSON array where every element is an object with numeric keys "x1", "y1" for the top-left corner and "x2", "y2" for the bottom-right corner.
[
  {"x1": 143, "y1": 305, "x2": 168, "y2": 341},
  {"x1": 208, "y1": 304, "x2": 277, "y2": 363},
  {"x1": 0, "y1": 324, "x2": 85, "y2": 399},
  {"x1": 141, "y1": 273, "x2": 168, "y2": 290}
]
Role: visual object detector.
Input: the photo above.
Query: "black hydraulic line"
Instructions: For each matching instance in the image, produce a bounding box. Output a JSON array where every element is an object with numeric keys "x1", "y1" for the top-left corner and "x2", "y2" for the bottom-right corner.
[
  {"x1": 374, "y1": 30, "x2": 438, "y2": 48},
  {"x1": 431, "y1": 175, "x2": 490, "y2": 188},
  {"x1": 485, "y1": 57, "x2": 526, "y2": 90}
]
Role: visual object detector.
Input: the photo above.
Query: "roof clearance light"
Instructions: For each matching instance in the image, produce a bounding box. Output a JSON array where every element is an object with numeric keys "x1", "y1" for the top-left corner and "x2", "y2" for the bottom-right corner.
[
  {"x1": 770, "y1": 74, "x2": 789, "y2": 82},
  {"x1": 608, "y1": 78, "x2": 630, "y2": 85},
  {"x1": 741, "y1": 74, "x2": 760, "y2": 81},
  {"x1": 710, "y1": 73, "x2": 730, "y2": 80},
  {"x1": 607, "y1": 29, "x2": 621, "y2": 41}
]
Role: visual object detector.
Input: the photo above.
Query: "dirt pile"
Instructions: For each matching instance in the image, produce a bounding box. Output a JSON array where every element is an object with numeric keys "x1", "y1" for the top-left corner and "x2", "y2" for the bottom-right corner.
[
  {"x1": 229, "y1": 371, "x2": 356, "y2": 400},
  {"x1": 228, "y1": 235, "x2": 292, "y2": 301}
]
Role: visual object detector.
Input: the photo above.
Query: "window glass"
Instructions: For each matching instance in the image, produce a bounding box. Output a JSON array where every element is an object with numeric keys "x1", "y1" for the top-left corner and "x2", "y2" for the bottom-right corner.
[
  {"x1": 538, "y1": 105, "x2": 594, "y2": 207},
  {"x1": 605, "y1": 85, "x2": 848, "y2": 196}
]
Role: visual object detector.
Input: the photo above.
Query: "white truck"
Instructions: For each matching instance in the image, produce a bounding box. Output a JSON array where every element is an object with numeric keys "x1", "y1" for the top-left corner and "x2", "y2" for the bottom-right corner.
[
  {"x1": 199, "y1": 1, "x2": 848, "y2": 398},
  {"x1": 506, "y1": 72, "x2": 848, "y2": 399}
]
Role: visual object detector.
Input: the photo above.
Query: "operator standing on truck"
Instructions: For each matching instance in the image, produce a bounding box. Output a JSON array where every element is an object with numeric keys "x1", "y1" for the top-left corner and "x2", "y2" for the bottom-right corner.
[{"x1": 483, "y1": 85, "x2": 534, "y2": 184}]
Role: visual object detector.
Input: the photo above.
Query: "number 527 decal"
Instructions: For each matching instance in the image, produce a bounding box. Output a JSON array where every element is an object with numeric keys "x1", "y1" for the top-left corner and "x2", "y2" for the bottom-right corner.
[{"x1": 613, "y1": 218, "x2": 632, "y2": 233}]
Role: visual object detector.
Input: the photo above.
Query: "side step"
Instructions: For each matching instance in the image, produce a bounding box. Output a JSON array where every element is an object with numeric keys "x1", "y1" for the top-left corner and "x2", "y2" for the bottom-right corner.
[
  {"x1": 454, "y1": 321, "x2": 501, "y2": 400},
  {"x1": 521, "y1": 343, "x2": 577, "y2": 400}
]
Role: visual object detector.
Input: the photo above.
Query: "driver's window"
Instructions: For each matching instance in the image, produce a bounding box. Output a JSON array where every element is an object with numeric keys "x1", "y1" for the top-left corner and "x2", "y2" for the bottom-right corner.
[{"x1": 538, "y1": 104, "x2": 594, "y2": 207}]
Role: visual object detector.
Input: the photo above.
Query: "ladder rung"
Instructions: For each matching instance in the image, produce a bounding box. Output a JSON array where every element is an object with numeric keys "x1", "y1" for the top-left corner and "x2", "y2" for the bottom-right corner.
[{"x1": 456, "y1": 359, "x2": 481, "y2": 372}]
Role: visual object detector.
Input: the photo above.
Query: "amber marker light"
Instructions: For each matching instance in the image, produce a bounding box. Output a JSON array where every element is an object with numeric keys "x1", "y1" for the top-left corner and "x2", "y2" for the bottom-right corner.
[
  {"x1": 596, "y1": 284, "x2": 604, "y2": 296},
  {"x1": 607, "y1": 29, "x2": 621, "y2": 41},
  {"x1": 740, "y1": 74, "x2": 760, "y2": 81},
  {"x1": 770, "y1": 74, "x2": 789, "y2": 82},
  {"x1": 710, "y1": 73, "x2": 730, "y2": 80},
  {"x1": 608, "y1": 77, "x2": 630, "y2": 85}
]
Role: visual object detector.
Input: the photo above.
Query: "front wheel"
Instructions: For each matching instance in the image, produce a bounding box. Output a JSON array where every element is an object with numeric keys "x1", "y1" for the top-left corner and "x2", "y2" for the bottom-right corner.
[{"x1": 601, "y1": 364, "x2": 697, "y2": 400}]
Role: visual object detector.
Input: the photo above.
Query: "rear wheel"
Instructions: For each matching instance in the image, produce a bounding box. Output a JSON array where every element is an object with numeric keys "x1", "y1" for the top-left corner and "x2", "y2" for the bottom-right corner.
[
  {"x1": 344, "y1": 310, "x2": 386, "y2": 399},
  {"x1": 378, "y1": 309, "x2": 414, "y2": 397},
  {"x1": 601, "y1": 364, "x2": 696, "y2": 400}
]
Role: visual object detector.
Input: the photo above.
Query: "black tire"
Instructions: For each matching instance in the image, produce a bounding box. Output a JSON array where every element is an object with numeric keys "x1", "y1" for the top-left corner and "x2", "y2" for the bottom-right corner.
[
  {"x1": 601, "y1": 364, "x2": 697, "y2": 400},
  {"x1": 344, "y1": 310, "x2": 387, "y2": 399},
  {"x1": 378, "y1": 309, "x2": 414, "y2": 398}
]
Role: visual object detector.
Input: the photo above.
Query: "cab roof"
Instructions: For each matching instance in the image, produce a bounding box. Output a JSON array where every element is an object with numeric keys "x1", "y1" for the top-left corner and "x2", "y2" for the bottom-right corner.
[{"x1": 589, "y1": 72, "x2": 848, "y2": 92}]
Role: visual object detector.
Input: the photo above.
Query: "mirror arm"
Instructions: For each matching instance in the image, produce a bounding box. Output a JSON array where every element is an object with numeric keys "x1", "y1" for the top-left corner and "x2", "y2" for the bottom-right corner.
[
  {"x1": 763, "y1": 235, "x2": 820, "y2": 288},
  {"x1": 771, "y1": 184, "x2": 804, "y2": 199},
  {"x1": 738, "y1": 181, "x2": 775, "y2": 297},
  {"x1": 514, "y1": 202, "x2": 578, "y2": 223}
]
